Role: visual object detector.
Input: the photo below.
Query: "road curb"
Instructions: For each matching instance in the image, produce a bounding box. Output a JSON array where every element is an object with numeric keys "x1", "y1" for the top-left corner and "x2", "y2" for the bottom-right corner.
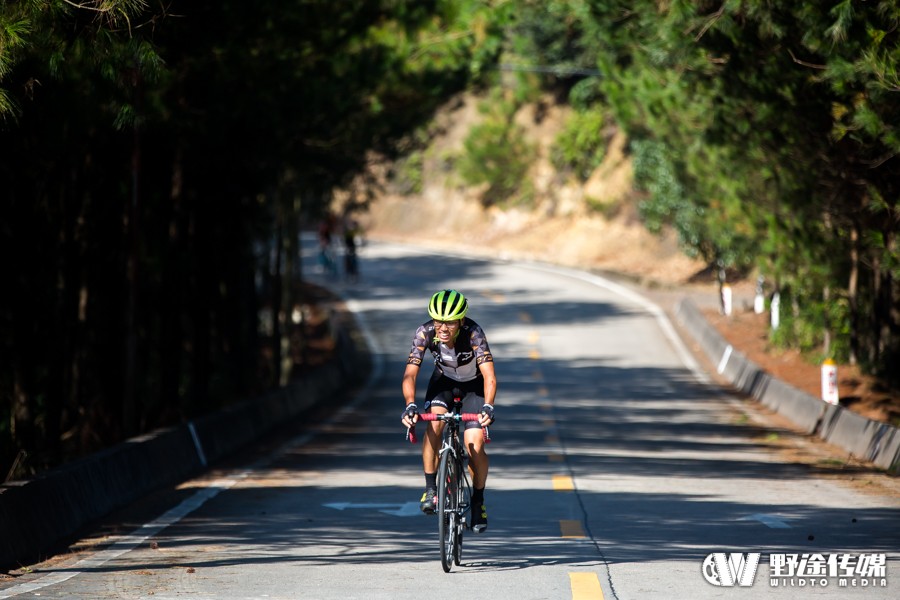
[
  {"x1": 0, "y1": 314, "x2": 369, "y2": 571},
  {"x1": 675, "y1": 297, "x2": 900, "y2": 473}
]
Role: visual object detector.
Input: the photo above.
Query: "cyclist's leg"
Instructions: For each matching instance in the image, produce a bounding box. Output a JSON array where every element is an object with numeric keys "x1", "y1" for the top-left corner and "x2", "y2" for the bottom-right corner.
[
  {"x1": 422, "y1": 406, "x2": 447, "y2": 473},
  {"x1": 420, "y1": 374, "x2": 452, "y2": 513},
  {"x1": 460, "y1": 385, "x2": 489, "y2": 487},
  {"x1": 464, "y1": 426, "x2": 488, "y2": 532},
  {"x1": 422, "y1": 373, "x2": 453, "y2": 474},
  {"x1": 463, "y1": 426, "x2": 488, "y2": 488},
  {"x1": 461, "y1": 385, "x2": 489, "y2": 532}
]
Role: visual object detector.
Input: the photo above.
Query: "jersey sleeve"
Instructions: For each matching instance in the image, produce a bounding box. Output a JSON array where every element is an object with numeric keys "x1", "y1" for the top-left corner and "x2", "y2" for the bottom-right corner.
[
  {"x1": 469, "y1": 323, "x2": 494, "y2": 365},
  {"x1": 407, "y1": 323, "x2": 431, "y2": 366}
]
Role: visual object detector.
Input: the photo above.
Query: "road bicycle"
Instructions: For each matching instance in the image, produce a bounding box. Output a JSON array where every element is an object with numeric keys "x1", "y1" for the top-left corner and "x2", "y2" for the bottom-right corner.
[{"x1": 407, "y1": 394, "x2": 489, "y2": 572}]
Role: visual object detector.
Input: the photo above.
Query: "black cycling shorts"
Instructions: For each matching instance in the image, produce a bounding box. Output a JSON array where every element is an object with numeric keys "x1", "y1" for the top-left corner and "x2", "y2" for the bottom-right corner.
[{"x1": 423, "y1": 371, "x2": 485, "y2": 431}]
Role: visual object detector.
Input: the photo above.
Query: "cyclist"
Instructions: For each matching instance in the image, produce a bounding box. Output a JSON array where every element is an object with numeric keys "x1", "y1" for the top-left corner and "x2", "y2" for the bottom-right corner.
[{"x1": 401, "y1": 289, "x2": 497, "y2": 533}]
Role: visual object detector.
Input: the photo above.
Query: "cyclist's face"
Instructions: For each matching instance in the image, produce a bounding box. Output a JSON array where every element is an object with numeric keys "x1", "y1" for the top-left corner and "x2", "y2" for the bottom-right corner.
[{"x1": 433, "y1": 319, "x2": 461, "y2": 343}]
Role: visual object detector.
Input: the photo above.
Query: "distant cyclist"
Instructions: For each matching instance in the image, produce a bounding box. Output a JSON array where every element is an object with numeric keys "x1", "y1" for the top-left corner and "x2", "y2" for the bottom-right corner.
[{"x1": 401, "y1": 289, "x2": 497, "y2": 533}]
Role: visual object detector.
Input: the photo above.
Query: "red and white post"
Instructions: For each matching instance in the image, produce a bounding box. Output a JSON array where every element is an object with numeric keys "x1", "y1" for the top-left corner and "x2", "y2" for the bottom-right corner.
[{"x1": 821, "y1": 359, "x2": 839, "y2": 405}]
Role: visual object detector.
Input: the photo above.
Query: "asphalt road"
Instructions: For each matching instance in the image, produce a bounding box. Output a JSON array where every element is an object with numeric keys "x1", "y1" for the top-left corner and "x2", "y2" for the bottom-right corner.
[{"x1": 2, "y1": 239, "x2": 898, "y2": 600}]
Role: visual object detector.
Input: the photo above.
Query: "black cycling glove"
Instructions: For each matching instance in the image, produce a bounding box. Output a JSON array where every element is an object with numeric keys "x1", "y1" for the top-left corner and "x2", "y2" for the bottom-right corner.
[
  {"x1": 402, "y1": 404, "x2": 419, "y2": 421},
  {"x1": 480, "y1": 404, "x2": 495, "y2": 424}
]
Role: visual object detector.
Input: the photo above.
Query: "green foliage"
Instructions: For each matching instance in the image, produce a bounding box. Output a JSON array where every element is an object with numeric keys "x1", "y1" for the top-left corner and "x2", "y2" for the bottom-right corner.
[
  {"x1": 631, "y1": 139, "x2": 696, "y2": 251},
  {"x1": 458, "y1": 94, "x2": 536, "y2": 206},
  {"x1": 570, "y1": 0, "x2": 899, "y2": 377},
  {"x1": 551, "y1": 107, "x2": 605, "y2": 182},
  {"x1": 502, "y1": 0, "x2": 594, "y2": 81},
  {"x1": 0, "y1": 17, "x2": 30, "y2": 78},
  {"x1": 0, "y1": 0, "x2": 506, "y2": 476},
  {"x1": 769, "y1": 288, "x2": 853, "y2": 364},
  {"x1": 0, "y1": 14, "x2": 32, "y2": 119},
  {"x1": 568, "y1": 77, "x2": 603, "y2": 111},
  {"x1": 391, "y1": 149, "x2": 425, "y2": 195}
]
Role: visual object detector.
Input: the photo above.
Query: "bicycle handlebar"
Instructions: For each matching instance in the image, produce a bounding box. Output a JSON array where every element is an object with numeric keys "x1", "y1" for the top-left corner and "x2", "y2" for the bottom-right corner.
[
  {"x1": 418, "y1": 413, "x2": 484, "y2": 422},
  {"x1": 406, "y1": 413, "x2": 491, "y2": 445}
]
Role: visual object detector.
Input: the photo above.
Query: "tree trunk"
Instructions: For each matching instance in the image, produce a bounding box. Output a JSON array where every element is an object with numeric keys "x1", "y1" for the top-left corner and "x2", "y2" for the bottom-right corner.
[
  {"x1": 280, "y1": 197, "x2": 298, "y2": 386},
  {"x1": 872, "y1": 252, "x2": 883, "y2": 365},
  {"x1": 886, "y1": 229, "x2": 900, "y2": 387},
  {"x1": 848, "y1": 223, "x2": 860, "y2": 365},
  {"x1": 50, "y1": 181, "x2": 77, "y2": 466},
  {"x1": 10, "y1": 365, "x2": 34, "y2": 480},
  {"x1": 271, "y1": 198, "x2": 284, "y2": 388},
  {"x1": 159, "y1": 149, "x2": 185, "y2": 427},
  {"x1": 123, "y1": 70, "x2": 143, "y2": 437},
  {"x1": 822, "y1": 284, "x2": 831, "y2": 357},
  {"x1": 873, "y1": 225, "x2": 895, "y2": 368},
  {"x1": 188, "y1": 204, "x2": 211, "y2": 417}
]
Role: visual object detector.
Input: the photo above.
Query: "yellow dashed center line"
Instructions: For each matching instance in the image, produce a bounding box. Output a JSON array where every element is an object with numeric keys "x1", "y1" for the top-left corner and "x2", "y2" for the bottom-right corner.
[
  {"x1": 560, "y1": 520, "x2": 586, "y2": 538},
  {"x1": 545, "y1": 435, "x2": 559, "y2": 444},
  {"x1": 569, "y1": 572, "x2": 604, "y2": 599},
  {"x1": 548, "y1": 453, "x2": 564, "y2": 462},
  {"x1": 552, "y1": 474, "x2": 574, "y2": 491}
]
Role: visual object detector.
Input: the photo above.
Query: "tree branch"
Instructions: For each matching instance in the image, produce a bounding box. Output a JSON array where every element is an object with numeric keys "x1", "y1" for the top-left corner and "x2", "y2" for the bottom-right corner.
[
  {"x1": 788, "y1": 48, "x2": 827, "y2": 70},
  {"x1": 695, "y1": 4, "x2": 725, "y2": 42},
  {"x1": 60, "y1": 0, "x2": 111, "y2": 13}
]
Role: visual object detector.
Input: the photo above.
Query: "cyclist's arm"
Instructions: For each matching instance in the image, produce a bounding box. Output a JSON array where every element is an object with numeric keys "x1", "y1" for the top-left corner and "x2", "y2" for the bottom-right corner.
[
  {"x1": 478, "y1": 361, "x2": 497, "y2": 425},
  {"x1": 401, "y1": 363, "x2": 420, "y2": 425},
  {"x1": 403, "y1": 325, "x2": 430, "y2": 425},
  {"x1": 402, "y1": 363, "x2": 420, "y2": 405}
]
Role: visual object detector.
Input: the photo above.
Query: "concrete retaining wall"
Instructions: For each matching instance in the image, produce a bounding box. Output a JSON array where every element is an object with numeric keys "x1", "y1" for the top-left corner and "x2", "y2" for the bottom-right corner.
[
  {"x1": 0, "y1": 315, "x2": 369, "y2": 571},
  {"x1": 676, "y1": 298, "x2": 900, "y2": 473}
]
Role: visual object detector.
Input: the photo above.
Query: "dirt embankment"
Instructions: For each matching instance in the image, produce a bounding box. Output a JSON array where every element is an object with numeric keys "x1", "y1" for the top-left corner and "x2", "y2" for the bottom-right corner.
[{"x1": 358, "y1": 93, "x2": 704, "y2": 286}]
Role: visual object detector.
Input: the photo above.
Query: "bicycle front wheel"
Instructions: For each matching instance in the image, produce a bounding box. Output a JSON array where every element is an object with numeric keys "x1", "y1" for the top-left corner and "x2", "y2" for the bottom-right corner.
[
  {"x1": 437, "y1": 448, "x2": 458, "y2": 572},
  {"x1": 454, "y1": 454, "x2": 466, "y2": 566}
]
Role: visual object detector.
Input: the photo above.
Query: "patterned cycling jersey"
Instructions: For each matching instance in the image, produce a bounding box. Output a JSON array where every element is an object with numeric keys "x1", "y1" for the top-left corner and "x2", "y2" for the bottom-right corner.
[{"x1": 407, "y1": 317, "x2": 494, "y2": 382}]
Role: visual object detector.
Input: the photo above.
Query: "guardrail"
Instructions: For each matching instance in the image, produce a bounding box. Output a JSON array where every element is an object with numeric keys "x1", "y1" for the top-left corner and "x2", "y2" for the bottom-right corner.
[{"x1": 675, "y1": 298, "x2": 900, "y2": 473}]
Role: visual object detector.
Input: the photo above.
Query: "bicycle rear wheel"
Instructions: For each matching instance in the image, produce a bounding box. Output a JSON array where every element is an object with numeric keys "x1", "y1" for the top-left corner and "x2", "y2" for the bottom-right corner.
[{"x1": 437, "y1": 447, "x2": 458, "y2": 572}]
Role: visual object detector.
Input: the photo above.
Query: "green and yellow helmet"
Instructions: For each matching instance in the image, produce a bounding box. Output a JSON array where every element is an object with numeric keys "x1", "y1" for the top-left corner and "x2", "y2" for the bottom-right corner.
[{"x1": 428, "y1": 289, "x2": 468, "y2": 321}]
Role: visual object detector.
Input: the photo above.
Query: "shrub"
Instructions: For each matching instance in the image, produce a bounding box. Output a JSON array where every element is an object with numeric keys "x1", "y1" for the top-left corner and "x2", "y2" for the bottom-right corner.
[
  {"x1": 391, "y1": 150, "x2": 424, "y2": 195},
  {"x1": 458, "y1": 110, "x2": 535, "y2": 206},
  {"x1": 551, "y1": 107, "x2": 606, "y2": 182}
]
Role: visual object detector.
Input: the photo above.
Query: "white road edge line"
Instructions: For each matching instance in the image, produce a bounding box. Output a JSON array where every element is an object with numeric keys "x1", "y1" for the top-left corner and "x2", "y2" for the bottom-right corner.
[
  {"x1": 0, "y1": 481, "x2": 241, "y2": 599},
  {"x1": 187, "y1": 421, "x2": 208, "y2": 467},
  {"x1": 515, "y1": 261, "x2": 710, "y2": 383},
  {"x1": 717, "y1": 345, "x2": 733, "y2": 375},
  {"x1": 0, "y1": 298, "x2": 384, "y2": 599}
]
